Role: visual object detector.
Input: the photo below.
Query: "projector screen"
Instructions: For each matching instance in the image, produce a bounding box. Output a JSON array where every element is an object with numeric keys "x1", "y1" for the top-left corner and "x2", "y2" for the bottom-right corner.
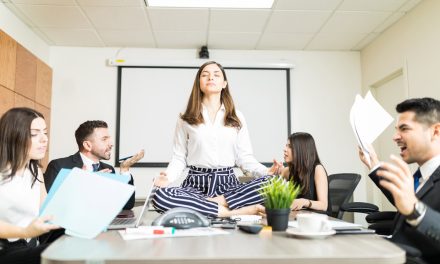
[{"x1": 116, "y1": 66, "x2": 291, "y2": 167}]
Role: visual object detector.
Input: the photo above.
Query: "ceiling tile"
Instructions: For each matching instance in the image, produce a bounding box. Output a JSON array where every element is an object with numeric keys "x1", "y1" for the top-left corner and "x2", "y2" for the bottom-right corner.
[
  {"x1": 3, "y1": 2, "x2": 37, "y2": 27},
  {"x1": 399, "y1": 0, "x2": 422, "y2": 12},
  {"x1": 257, "y1": 32, "x2": 313, "y2": 49},
  {"x1": 148, "y1": 8, "x2": 208, "y2": 31},
  {"x1": 338, "y1": 0, "x2": 407, "y2": 11},
  {"x1": 373, "y1": 11, "x2": 405, "y2": 33},
  {"x1": 15, "y1": 4, "x2": 91, "y2": 27},
  {"x1": 265, "y1": 10, "x2": 332, "y2": 33},
  {"x1": 306, "y1": 32, "x2": 368, "y2": 50},
  {"x1": 210, "y1": 9, "x2": 270, "y2": 33},
  {"x1": 77, "y1": 0, "x2": 142, "y2": 6},
  {"x1": 319, "y1": 11, "x2": 390, "y2": 34},
  {"x1": 352, "y1": 32, "x2": 379, "y2": 50},
  {"x1": 98, "y1": 29, "x2": 155, "y2": 47},
  {"x1": 40, "y1": 27, "x2": 103, "y2": 46},
  {"x1": 154, "y1": 31, "x2": 206, "y2": 48},
  {"x1": 82, "y1": 6, "x2": 150, "y2": 30},
  {"x1": 10, "y1": 0, "x2": 75, "y2": 5},
  {"x1": 275, "y1": 0, "x2": 342, "y2": 11},
  {"x1": 208, "y1": 32, "x2": 260, "y2": 49}
]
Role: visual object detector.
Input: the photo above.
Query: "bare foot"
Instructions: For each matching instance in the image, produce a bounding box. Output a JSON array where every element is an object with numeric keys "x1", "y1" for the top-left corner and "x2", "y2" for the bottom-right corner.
[{"x1": 218, "y1": 204, "x2": 266, "y2": 217}]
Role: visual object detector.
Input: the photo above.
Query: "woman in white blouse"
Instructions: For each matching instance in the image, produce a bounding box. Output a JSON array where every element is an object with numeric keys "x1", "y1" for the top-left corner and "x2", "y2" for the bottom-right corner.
[
  {"x1": 153, "y1": 61, "x2": 282, "y2": 217},
  {"x1": 0, "y1": 107, "x2": 59, "y2": 264}
]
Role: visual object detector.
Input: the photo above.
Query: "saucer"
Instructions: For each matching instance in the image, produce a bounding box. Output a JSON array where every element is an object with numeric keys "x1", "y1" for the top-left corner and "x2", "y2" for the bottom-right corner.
[{"x1": 286, "y1": 228, "x2": 336, "y2": 239}]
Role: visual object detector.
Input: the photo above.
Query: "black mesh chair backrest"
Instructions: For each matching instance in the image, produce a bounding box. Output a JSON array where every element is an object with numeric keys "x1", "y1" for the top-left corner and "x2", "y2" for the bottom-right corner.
[{"x1": 328, "y1": 173, "x2": 361, "y2": 219}]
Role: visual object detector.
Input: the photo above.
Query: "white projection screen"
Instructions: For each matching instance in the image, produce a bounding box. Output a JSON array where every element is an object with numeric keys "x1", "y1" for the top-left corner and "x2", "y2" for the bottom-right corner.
[{"x1": 116, "y1": 66, "x2": 291, "y2": 167}]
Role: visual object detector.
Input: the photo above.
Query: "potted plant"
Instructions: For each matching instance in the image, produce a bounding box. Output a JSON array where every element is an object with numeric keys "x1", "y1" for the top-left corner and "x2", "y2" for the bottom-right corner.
[{"x1": 259, "y1": 176, "x2": 301, "y2": 231}]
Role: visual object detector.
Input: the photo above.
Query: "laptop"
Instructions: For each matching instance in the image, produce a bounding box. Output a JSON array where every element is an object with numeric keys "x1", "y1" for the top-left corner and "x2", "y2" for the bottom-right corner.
[{"x1": 107, "y1": 180, "x2": 156, "y2": 230}]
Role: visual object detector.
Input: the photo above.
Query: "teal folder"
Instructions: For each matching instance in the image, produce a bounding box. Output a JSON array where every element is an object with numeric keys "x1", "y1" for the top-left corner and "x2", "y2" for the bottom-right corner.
[{"x1": 40, "y1": 168, "x2": 134, "y2": 239}]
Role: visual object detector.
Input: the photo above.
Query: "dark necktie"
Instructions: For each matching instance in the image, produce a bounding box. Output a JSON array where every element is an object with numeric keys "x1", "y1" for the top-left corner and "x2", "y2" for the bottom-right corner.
[
  {"x1": 92, "y1": 163, "x2": 100, "y2": 172},
  {"x1": 413, "y1": 169, "x2": 422, "y2": 192}
]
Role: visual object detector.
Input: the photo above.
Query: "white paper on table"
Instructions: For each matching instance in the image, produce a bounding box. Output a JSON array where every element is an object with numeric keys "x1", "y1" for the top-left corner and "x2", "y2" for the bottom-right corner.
[
  {"x1": 118, "y1": 227, "x2": 229, "y2": 240},
  {"x1": 40, "y1": 168, "x2": 135, "y2": 239},
  {"x1": 289, "y1": 220, "x2": 363, "y2": 230}
]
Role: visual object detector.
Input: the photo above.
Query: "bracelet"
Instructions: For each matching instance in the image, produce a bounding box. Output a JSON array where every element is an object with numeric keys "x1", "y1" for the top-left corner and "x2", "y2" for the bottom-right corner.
[{"x1": 307, "y1": 199, "x2": 312, "y2": 208}]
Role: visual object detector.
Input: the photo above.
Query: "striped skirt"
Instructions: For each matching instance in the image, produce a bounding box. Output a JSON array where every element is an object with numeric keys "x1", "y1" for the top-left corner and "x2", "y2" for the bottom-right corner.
[{"x1": 152, "y1": 166, "x2": 270, "y2": 217}]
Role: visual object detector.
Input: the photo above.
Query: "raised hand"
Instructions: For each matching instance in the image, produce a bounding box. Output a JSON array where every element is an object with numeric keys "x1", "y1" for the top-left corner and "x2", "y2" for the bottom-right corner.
[
  {"x1": 376, "y1": 155, "x2": 418, "y2": 215},
  {"x1": 358, "y1": 144, "x2": 379, "y2": 170},
  {"x1": 120, "y1": 149, "x2": 145, "y2": 173},
  {"x1": 268, "y1": 159, "x2": 284, "y2": 175},
  {"x1": 154, "y1": 172, "x2": 170, "y2": 187}
]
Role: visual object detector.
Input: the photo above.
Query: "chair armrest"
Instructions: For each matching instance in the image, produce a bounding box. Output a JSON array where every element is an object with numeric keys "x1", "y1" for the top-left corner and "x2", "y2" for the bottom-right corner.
[
  {"x1": 365, "y1": 211, "x2": 396, "y2": 223},
  {"x1": 340, "y1": 202, "x2": 379, "y2": 214}
]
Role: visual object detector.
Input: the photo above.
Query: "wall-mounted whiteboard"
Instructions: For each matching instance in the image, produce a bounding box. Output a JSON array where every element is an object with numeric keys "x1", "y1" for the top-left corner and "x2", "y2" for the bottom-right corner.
[{"x1": 116, "y1": 66, "x2": 291, "y2": 167}]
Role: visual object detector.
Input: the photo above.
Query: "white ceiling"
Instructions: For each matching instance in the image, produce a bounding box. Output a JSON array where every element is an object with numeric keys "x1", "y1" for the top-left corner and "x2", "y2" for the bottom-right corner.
[{"x1": 1, "y1": 0, "x2": 422, "y2": 51}]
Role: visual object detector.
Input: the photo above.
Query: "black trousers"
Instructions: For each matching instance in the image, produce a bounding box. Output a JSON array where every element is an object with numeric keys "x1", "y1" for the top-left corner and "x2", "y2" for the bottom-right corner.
[
  {"x1": 0, "y1": 229, "x2": 64, "y2": 264},
  {"x1": 0, "y1": 239, "x2": 48, "y2": 264}
]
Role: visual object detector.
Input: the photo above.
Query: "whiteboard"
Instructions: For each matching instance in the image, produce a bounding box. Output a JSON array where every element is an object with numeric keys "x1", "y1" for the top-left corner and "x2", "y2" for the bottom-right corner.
[{"x1": 116, "y1": 66, "x2": 291, "y2": 167}]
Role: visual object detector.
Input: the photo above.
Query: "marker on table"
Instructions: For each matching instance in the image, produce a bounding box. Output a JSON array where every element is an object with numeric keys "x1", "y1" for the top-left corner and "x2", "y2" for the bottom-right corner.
[{"x1": 119, "y1": 155, "x2": 134, "y2": 162}]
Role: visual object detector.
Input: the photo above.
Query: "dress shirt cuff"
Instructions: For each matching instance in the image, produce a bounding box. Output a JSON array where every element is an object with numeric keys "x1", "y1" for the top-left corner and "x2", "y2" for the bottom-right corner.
[{"x1": 370, "y1": 164, "x2": 381, "y2": 173}]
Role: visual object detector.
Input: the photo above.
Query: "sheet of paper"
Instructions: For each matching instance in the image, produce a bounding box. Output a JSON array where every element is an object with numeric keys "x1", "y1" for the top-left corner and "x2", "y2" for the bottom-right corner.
[
  {"x1": 40, "y1": 168, "x2": 135, "y2": 239},
  {"x1": 118, "y1": 227, "x2": 229, "y2": 240},
  {"x1": 350, "y1": 91, "x2": 393, "y2": 166},
  {"x1": 230, "y1": 215, "x2": 262, "y2": 223},
  {"x1": 288, "y1": 220, "x2": 363, "y2": 230}
]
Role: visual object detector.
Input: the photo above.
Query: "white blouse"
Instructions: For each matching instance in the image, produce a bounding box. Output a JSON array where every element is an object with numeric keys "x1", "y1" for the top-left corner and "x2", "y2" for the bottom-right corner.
[
  {"x1": 0, "y1": 168, "x2": 41, "y2": 241},
  {"x1": 165, "y1": 104, "x2": 268, "y2": 183}
]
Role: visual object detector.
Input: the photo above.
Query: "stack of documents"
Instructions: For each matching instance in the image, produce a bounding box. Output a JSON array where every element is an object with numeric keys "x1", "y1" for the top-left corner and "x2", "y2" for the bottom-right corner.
[
  {"x1": 350, "y1": 91, "x2": 393, "y2": 166},
  {"x1": 40, "y1": 168, "x2": 135, "y2": 239}
]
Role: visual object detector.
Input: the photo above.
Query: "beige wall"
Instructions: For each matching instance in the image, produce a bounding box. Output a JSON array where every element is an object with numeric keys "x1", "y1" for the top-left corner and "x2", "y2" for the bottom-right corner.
[
  {"x1": 360, "y1": 0, "x2": 440, "y2": 208},
  {"x1": 361, "y1": 0, "x2": 440, "y2": 98}
]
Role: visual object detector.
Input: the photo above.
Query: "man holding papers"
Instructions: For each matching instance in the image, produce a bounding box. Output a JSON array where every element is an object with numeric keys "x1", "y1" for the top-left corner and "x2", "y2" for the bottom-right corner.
[
  {"x1": 358, "y1": 98, "x2": 440, "y2": 263},
  {"x1": 44, "y1": 120, "x2": 144, "y2": 210}
]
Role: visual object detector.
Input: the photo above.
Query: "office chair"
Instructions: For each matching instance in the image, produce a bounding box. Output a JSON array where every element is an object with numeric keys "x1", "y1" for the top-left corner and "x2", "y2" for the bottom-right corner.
[
  {"x1": 328, "y1": 173, "x2": 363, "y2": 219},
  {"x1": 341, "y1": 201, "x2": 396, "y2": 235},
  {"x1": 336, "y1": 173, "x2": 396, "y2": 235}
]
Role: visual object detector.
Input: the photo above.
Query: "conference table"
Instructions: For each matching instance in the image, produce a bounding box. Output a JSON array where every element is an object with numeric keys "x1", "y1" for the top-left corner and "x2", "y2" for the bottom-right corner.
[{"x1": 42, "y1": 210, "x2": 405, "y2": 264}]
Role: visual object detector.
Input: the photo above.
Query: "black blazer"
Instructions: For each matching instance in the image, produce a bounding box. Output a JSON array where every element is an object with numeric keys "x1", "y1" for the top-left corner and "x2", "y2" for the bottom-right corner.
[
  {"x1": 44, "y1": 152, "x2": 135, "y2": 210},
  {"x1": 369, "y1": 166, "x2": 440, "y2": 262}
]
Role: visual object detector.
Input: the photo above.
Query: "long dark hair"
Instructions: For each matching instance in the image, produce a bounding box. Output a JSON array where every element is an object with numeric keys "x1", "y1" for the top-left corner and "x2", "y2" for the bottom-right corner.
[
  {"x1": 0, "y1": 107, "x2": 45, "y2": 184},
  {"x1": 181, "y1": 61, "x2": 241, "y2": 128},
  {"x1": 287, "y1": 132, "x2": 322, "y2": 196}
]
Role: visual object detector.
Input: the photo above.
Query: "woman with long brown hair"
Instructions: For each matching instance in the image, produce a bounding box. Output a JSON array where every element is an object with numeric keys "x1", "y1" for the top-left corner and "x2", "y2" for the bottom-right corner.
[
  {"x1": 0, "y1": 107, "x2": 59, "y2": 264},
  {"x1": 153, "y1": 61, "x2": 282, "y2": 217},
  {"x1": 281, "y1": 132, "x2": 330, "y2": 214}
]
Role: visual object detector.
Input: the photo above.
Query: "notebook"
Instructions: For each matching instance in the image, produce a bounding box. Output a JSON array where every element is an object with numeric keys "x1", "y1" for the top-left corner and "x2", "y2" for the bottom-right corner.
[{"x1": 108, "y1": 180, "x2": 156, "y2": 230}]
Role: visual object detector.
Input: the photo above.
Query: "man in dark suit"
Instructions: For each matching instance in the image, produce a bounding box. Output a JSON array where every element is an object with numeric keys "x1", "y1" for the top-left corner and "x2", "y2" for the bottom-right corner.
[
  {"x1": 44, "y1": 120, "x2": 144, "y2": 210},
  {"x1": 359, "y1": 97, "x2": 440, "y2": 263}
]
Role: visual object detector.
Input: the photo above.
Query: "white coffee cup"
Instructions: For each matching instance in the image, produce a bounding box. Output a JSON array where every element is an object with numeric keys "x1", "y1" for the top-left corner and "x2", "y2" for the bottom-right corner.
[{"x1": 296, "y1": 214, "x2": 331, "y2": 233}]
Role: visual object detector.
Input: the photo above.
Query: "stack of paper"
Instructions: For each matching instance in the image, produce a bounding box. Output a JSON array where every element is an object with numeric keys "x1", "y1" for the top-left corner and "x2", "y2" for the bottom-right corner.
[
  {"x1": 40, "y1": 168, "x2": 135, "y2": 239},
  {"x1": 350, "y1": 91, "x2": 394, "y2": 166}
]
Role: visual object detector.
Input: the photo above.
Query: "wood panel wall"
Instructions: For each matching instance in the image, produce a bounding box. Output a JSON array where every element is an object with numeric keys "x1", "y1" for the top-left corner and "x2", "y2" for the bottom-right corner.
[{"x1": 0, "y1": 29, "x2": 52, "y2": 167}]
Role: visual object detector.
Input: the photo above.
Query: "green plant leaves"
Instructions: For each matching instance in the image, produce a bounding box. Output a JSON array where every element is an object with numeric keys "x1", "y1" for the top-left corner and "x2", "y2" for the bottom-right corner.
[{"x1": 258, "y1": 176, "x2": 300, "y2": 209}]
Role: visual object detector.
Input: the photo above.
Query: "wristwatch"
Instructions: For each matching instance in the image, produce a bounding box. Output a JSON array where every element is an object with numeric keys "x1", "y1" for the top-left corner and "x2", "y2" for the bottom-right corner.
[{"x1": 405, "y1": 201, "x2": 426, "y2": 221}]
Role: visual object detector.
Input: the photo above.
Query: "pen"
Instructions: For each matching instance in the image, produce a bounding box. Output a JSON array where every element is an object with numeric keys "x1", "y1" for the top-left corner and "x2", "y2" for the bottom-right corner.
[
  {"x1": 119, "y1": 155, "x2": 134, "y2": 162},
  {"x1": 125, "y1": 226, "x2": 175, "y2": 235}
]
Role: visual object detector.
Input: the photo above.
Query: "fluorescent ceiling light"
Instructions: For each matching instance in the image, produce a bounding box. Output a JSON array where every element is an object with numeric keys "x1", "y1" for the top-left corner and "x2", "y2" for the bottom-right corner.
[{"x1": 146, "y1": 0, "x2": 274, "y2": 9}]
